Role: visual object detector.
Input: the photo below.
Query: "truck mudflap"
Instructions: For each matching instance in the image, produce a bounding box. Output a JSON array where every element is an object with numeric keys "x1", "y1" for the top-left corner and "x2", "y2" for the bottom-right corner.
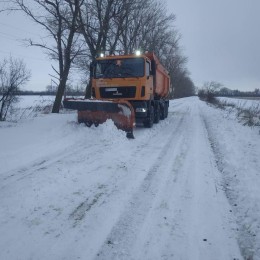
[{"x1": 63, "y1": 98, "x2": 135, "y2": 138}]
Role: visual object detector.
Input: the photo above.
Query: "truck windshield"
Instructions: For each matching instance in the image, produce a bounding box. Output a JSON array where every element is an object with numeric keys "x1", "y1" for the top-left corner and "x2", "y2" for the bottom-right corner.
[{"x1": 94, "y1": 58, "x2": 144, "y2": 79}]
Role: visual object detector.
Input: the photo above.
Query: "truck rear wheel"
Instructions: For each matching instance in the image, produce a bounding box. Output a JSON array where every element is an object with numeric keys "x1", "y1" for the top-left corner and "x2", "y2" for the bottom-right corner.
[
  {"x1": 85, "y1": 121, "x2": 93, "y2": 127},
  {"x1": 143, "y1": 106, "x2": 154, "y2": 128},
  {"x1": 154, "y1": 104, "x2": 160, "y2": 123},
  {"x1": 165, "y1": 104, "x2": 168, "y2": 118},
  {"x1": 160, "y1": 103, "x2": 166, "y2": 120}
]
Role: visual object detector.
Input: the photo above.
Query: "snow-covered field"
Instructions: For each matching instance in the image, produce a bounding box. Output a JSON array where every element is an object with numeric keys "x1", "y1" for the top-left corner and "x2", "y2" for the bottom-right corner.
[
  {"x1": 216, "y1": 97, "x2": 260, "y2": 128},
  {"x1": 218, "y1": 96, "x2": 260, "y2": 110},
  {"x1": 0, "y1": 96, "x2": 259, "y2": 260},
  {"x1": 6, "y1": 95, "x2": 55, "y2": 122}
]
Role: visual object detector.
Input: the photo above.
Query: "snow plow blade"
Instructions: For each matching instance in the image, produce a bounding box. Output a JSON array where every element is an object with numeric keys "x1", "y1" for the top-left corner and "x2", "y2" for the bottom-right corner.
[{"x1": 63, "y1": 98, "x2": 135, "y2": 138}]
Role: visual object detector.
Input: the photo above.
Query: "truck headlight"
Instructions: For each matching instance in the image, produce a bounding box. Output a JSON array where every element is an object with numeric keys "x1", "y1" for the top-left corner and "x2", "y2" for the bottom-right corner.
[{"x1": 136, "y1": 108, "x2": 147, "y2": 112}]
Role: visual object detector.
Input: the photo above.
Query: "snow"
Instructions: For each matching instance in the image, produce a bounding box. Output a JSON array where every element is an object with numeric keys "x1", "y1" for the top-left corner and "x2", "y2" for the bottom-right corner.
[
  {"x1": 203, "y1": 98, "x2": 260, "y2": 259},
  {"x1": 218, "y1": 97, "x2": 260, "y2": 109},
  {"x1": 65, "y1": 98, "x2": 112, "y2": 103},
  {"x1": 7, "y1": 95, "x2": 55, "y2": 122},
  {"x1": 0, "y1": 96, "x2": 260, "y2": 259},
  {"x1": 16, "y1": 95, "x2": 55, "y2": 109}
]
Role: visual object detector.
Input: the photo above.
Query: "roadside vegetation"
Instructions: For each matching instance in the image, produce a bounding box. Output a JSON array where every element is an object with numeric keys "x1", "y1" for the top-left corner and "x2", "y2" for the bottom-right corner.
[
  {"x1": 198, "y1": 82, "x2": 260, "y2": 129},
  {"x1": 0, "y1": 56, "x2": 31, "y2": 121},
  {"x1": 215, "y1": 99, "x2": 260, "y2": 128}
]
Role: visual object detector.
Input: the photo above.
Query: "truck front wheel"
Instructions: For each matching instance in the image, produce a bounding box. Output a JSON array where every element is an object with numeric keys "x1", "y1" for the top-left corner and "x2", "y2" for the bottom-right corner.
[{"x1": 143, "y1": 106, "x2": 154, "y2": 128}]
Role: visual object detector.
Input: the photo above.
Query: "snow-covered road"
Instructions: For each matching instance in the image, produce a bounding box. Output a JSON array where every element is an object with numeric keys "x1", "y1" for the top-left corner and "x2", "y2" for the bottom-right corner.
[{"x1": 1, "y1": 97, "x2": 259, "y2": 260}]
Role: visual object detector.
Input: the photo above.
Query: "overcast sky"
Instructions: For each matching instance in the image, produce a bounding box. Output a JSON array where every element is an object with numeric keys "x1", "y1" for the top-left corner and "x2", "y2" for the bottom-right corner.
[
  {"x1": 0, "y1": 9, "x2": 53, "y2": 91},
  {"x1": 0, "y1": 0, "x2": 260, "y2": 91},
  {"x1": 166, "y1": 0, "x2": 260, "y2": 91}
]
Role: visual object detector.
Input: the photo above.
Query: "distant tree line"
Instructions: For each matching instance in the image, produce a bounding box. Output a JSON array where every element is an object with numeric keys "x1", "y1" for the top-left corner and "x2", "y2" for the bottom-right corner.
[
  {"x1": 215, "y1": 87, "x2": 260, "y2": 97},
  {"x1": 3, "y1": 0, "x2": 195, "y2": 114},
  {"x1": 198, "y1": 81, "x2": 260, "y2": 102},
  {"x1": 3, "y1": 87, "x2": 85, "y2": 97}
]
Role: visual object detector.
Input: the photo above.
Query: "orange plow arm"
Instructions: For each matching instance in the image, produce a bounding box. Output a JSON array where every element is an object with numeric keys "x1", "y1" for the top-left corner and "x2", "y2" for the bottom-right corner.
[{"x1": 63, "y1": 98, "x2": 135, "y2": 138}]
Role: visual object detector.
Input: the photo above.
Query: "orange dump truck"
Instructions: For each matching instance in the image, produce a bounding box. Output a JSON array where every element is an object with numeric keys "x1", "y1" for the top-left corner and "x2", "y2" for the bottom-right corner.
[{"x1": 63, "y1": 51, "x2": 170, "y2": 138}]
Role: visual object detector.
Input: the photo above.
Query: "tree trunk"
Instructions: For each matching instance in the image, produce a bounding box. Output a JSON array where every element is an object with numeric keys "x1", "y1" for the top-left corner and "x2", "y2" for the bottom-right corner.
[
  {"x1": 85, "y1": 79, "x2": 92, "y2": 98},
  {"x1": 52, "y1": 81, "x2": 66, "y2": 113}
]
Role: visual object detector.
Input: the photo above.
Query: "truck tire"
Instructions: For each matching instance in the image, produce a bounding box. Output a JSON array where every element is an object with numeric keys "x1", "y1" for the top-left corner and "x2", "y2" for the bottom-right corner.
[
  {"x1": 165, "y1": 104, "x2": 168, "y2": 118},
  {"x1": 154, "y1": 104, "x2": 160, "y2": 123},
  {"x1": 143, "y1": 106, "x2": 154, "y2": 128},
  {"x1": 160, "y1": 103, "x2": 166, "y2": 120},
  {"x1": 85, "y1": 121, "x2": 93, "y2": 127}
]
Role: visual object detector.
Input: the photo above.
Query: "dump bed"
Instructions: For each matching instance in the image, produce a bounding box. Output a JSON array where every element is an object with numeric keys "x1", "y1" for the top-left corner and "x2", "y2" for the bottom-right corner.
[{"x1": 145, "y1": 52, "x2": 170, "y2": 98}]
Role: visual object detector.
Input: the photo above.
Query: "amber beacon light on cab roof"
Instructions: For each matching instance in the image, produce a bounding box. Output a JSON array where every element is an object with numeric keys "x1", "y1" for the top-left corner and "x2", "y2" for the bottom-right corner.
[{"x1": 63, "y1": 51, "x2": 170, "y2": 138}]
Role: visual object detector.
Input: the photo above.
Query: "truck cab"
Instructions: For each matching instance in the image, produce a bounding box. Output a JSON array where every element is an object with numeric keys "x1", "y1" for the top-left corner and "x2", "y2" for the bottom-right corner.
[{"x1": 91, "y1": 54, "x2": 154, "y2": 101}]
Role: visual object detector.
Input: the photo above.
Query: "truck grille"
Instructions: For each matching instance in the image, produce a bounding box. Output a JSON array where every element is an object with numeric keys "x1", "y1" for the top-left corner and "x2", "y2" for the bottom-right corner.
[{"x1": 100, "y1": 86, "x2": 136, "y2": 98}]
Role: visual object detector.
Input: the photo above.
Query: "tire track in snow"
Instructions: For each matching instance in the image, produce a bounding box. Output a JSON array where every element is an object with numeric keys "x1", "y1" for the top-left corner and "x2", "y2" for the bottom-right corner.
[
  {"x1": 94, "y1": 114, "x2": 188, "y2": 260},
  {"x1": 94, "y1": 101, "x2": 241, "y2": 260},
  {"x1": 53, "y1": 109, "x2": 188, "y2": 260},
  {"x1": 157, "y1": 101, "x2": 241, "y2": 260},
  {"x1": 65, "y1": 114, "x2": 183, "y2": 219}
]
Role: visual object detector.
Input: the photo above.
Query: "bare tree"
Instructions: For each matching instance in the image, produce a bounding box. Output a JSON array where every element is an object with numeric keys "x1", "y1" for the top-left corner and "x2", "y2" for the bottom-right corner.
[
  {"x1": 115, "y1": 0, "x2": 177, "y2": 56},
  {"x1": 116, "y1": 0, "x2": 144, "y2": 54},
  {"x1": 77, "y1": 0, "x2": 132, "y2": 97},
  {"x1": 198, "y1": 81, "x2": 223, "y2": 101},
  {"x1": 0, "y1": 57, "x2": 31, "y2": 121},
  {"x1": 77, "y1": 0, "x2": 194, "y2": 99},
  {"x1": 11, "y1": 0, "x2": 84, "y2": 113},
  {"x1": 78, "y1": 0, "x2": 135, "y2": 58}
]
